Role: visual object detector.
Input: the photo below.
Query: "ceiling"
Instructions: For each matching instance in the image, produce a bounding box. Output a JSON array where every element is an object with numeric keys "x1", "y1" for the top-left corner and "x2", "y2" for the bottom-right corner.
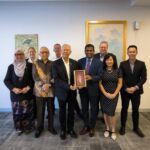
[{"x1": 0, "y1": 0, "x2": 150, "y2": 6}]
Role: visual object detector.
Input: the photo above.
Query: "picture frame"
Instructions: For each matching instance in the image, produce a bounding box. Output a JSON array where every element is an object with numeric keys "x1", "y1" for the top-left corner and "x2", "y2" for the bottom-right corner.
[
  {"x1": 15, "y1": 34, "x2": 38, "y2": 58},
  {"x1": 74, "y1": 70, "x2": 86, "y2": 88},
  {"x1": 86, "y1": 20, "x2": 127, "y2": 63}
]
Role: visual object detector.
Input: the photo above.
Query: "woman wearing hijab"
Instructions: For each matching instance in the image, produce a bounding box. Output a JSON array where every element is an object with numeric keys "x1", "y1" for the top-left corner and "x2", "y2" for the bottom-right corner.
[{"x1": 4, "y1": 49, "x2": 35, "y2": 135}]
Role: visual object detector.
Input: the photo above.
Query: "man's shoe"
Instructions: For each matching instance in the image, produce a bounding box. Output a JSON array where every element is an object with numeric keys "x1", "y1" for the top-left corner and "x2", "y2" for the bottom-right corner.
[
  {"x1": 48, "y1": 128, "x2": 57, "y2": 135},
  {"x1": 119, "y1": 127, "x2": 125, "y2": 135},
  {"x1": 35, "y1": 129, "x2": 42, "y2": 138},
  {"x1": 60, "y1": 131, "x2": 66, "y2": 140},
  {"x1": 16, "y1": 130, "x2": 23, "y2": 136},
  {"x1": 89, "y1": 128, "x2": 95, "y2": 137},
  {"x1": 68, "y1": 130, "x2": 77, "y2": 138},
  {"x1": 79, "y1": 127, "x2": 90, "y2": 135},
  {"x1": 133, "y1": 128, "x2": 145, "y2": 138}
]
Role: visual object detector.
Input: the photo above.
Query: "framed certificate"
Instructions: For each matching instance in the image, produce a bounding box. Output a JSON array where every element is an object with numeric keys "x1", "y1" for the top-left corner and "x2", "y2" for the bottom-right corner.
[{"x1": 74, "y1": 70, "x2": 86, "y2": 87}]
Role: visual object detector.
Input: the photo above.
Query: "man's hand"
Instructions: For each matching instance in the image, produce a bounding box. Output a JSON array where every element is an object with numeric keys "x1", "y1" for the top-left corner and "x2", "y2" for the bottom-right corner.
[
  {"x1": 85, "y1": 75, "x2": 92, "y2": 81},
  {"x1": 12, "y1": 88, "x2": 22, "y2": 94},
  {"x1": 78, "y1": 86, "x2": 85, "y2": 89},
  {"x1": 70, "y1": 85, "x2": 77, "y2": 91},
  {"x1": 126, "y1": 87, "x2": 136, "y2": 94},
  {"x1": 43, "y1": 84, "x2": 50, "y2": 93}
]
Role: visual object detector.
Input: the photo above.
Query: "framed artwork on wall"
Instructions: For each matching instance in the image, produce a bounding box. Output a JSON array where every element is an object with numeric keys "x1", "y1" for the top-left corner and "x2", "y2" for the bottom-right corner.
[
  {"x1": 15, "y1": 34, "x2": 38, "y2": 58},
  {"x1": 86, "y1": 20, "x2": 127, "y2": 63}
]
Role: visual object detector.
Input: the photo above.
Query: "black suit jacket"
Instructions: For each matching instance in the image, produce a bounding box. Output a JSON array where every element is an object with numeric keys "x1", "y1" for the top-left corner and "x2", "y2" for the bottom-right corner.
[
  {"x1": 119, "y1": 59, "x2": 147, "y2": 94},
  {"x1": 52, "y1": 58, "x2": 78, "y2": 100},
  {"x1": 78, "y1": 57, "x2": 103, "y2": 97},
  {"x1": 94, "y1": 53, "x2": 102, "y2": 61}
]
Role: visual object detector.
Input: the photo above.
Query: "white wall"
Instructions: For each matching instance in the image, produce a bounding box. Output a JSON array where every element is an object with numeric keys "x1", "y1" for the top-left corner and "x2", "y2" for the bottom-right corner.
[{"x1": 0, "y1": 1, "x2": 150, "y2": 111}]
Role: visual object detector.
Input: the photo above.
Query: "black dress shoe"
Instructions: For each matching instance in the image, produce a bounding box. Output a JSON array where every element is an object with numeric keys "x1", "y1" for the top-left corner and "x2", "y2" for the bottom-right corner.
[
  {"x1": 68, "y1": 130, "x2": 77, "y2": 138},
  {"x1": 133, "y1": 128, "x2": 145, "y2": 138},
  {"x1": 60, "y1": 131, "x2": 66, "y2": 140},
  {"x1": 34, "y1": 129, "x2": 42, "y2": 138},
  {"x1": 119, "y1": 127, "x2": 125, "y2": 135},
  {"x1": 17, "y1": 130, "x2": 23, "y2": 136},
  {"x1": 79, "y1": 127, "x2": 90, "y2": 135},
  {"x1": 89, "y1": 128, "x2": 95, "y2": 137},
  {"x1": 48, "y1": 128, "x2": 57, "y2": 135}
]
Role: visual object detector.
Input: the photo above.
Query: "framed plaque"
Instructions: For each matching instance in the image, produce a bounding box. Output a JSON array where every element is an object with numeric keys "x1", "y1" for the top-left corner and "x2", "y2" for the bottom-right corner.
[{"x1": 74, "y1": 70, "x2": 86, "y2": 87}]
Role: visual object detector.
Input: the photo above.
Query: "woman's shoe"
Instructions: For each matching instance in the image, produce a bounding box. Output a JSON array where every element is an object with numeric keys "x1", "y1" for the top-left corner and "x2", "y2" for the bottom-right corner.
[
  {"x1": 104, "y1": 130, "x2": 110, "y2": 138},
  {"x1": 111, "y1": 132, "x2": 117, "y2": 140}
]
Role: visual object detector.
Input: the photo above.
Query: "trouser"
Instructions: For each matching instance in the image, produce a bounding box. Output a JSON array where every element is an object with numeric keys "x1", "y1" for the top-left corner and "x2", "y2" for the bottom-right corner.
[
  {"x1": 120, "y1": 92, "x2": 141, "y2": 130},
  {"x1": 36, "y1": 97, "x2": 54, "y2": 130},
  {"x1": 58, "y1": 91, "x2": 76, "y2": 132},
  {"x1": 80, "y1": 93, "x2": 99, "y2": 128}
]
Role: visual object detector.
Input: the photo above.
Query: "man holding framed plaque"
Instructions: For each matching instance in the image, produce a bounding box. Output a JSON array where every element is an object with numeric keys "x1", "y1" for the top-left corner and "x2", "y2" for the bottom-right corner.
[
  {"x1": 52, "y1": 44, "x2": 78, "y2": 140},
  {"x1": 78, "y1": 44, "x2": 103, "y2": 137}
]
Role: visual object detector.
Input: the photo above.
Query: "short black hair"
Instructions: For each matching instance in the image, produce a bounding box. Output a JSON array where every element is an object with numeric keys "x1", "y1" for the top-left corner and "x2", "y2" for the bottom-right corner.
[
  {"x1": 85, "y1": 44, "x2": 95, "y2": 52},
  {"x1": 103, "y1": 53, "x2": 118, "y2": 70},
  {"x1": 127, "y1": 45, "x2": 138, "y2": 51}
]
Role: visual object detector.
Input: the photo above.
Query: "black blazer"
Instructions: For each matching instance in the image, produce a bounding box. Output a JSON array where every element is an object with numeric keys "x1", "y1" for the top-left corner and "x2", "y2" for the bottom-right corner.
[
  {"x1": 78, "y1": 57, "x2": 103, "y2": 97},
  {"x1": 4, "y1": 62, "x2": 34, "y2": 101},
  {"x1": 94, "y1": 53, "x2": 102, "y2": 61},
  {"x1": 119, "y1": 59, "x2": 147, "y2": 94},
  {"x1": 52, "y1": 58, "x2": 78, "y2": 100}
]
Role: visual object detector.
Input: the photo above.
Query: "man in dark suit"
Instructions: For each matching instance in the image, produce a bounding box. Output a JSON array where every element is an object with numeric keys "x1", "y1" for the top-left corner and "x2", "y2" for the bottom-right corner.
[
  {"x1": 78, "y1": 44, "x2": 103, "y2": 137},
  {"x1": 119, "y1": 45, "x2": 147, "y2": 137},
  {"x1": 52, "y1": 44, "x2": 78, "y2": 140},
  {"x1": 94, "y1": 41, "x2": 109, "y2": 122},
  {"x1": 94, "y1": 41, "x2": 108, "y2": 62}
]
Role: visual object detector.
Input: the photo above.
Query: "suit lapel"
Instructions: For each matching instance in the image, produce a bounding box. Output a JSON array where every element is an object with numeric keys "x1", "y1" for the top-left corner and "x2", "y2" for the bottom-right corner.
[
  {"x1": 133, "y1": 60, "x2": 137, "y2": 75},
  {"x1": 88, "y1": 58, "x2": 94, "y2": 74},
  {"x1": 60, "y1": 58, "x2": 68, "y2": 80},
  {"x1": 69, "y1": 59, "x2": 73, "y2": 76},
  {"x1": 127, "y1": 60, "x2": 133, "y2": 75},
  {"x1": 83, "y1": 58, "x2": 86, "y2": 69}
]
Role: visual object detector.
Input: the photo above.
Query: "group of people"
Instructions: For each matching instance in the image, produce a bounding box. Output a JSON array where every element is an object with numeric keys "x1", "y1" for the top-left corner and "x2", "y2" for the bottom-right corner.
[{"x1": 4, "y1": 41, "x2": 147, "y2": 141}]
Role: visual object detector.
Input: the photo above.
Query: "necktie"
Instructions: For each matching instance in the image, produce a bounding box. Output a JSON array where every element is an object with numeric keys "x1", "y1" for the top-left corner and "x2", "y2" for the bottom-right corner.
[{"x1": 86, "y1": 58, "x2": 91, "y2": 74}]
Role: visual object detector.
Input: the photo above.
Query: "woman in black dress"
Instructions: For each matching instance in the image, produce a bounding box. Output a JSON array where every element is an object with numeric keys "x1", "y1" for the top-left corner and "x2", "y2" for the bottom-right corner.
[
  {"x1": 4, "y1": 49, "x2": 35, "y2": 135},
  {"x1": 99, "y1": 53, "x2": 122, "y2": 140}
]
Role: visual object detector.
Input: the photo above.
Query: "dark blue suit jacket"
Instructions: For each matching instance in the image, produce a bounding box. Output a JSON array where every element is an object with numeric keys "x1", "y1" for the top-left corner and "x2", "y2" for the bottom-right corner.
[
  {"x1": 78, "y1": 57, "x2": 103, "y2": 97},
  {"x1": 52, "y1": 58, "x2": 78, "y2": 100}
]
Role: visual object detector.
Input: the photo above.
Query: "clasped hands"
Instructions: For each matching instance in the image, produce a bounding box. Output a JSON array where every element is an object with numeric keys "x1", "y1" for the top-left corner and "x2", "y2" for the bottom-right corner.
[
  {"x1": 43, "y1": 83, "x2": 51, "y2": 93},
  {"x1": 12, "y1": 86, "x2": 30, "y2": 94},
  {"x1": 104, "y1": 92, "x2": 117, "y2": 100},
  {"x1": 126, "y1": 87, "x2": 137, "y2": 94}
]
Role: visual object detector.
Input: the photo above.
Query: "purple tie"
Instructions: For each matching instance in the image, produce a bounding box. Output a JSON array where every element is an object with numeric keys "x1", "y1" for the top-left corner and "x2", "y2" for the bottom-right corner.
[{"x1": 86, "y1": 59, "x2": 91, "y2": 74}]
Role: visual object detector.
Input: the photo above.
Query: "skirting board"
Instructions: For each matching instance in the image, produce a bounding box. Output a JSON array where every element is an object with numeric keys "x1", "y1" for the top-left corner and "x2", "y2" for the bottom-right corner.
[{"x1": 0, "y1": 108, "x2": 150, "y2": 112}]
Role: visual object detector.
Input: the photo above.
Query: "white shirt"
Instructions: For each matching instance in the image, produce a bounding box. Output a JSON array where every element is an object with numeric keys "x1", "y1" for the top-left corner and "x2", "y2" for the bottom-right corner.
[
  {"x1": 62, "y1": 58, "x2": 70, "y2": 84},
  {"x1": 28, "y1": 58, "x2": 37, "y2": 63}
]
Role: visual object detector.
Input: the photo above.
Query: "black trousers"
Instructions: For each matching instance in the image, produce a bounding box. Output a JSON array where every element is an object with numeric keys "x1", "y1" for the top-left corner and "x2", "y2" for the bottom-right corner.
[
  {"x1": 58, "y1": 91, "x2": 76, "y2": 132},
  {"x1": 120, "y1": 91, "x2": 141, "y2": 130},
  {"x1": 80, "y1": 92, "x2": 99, "y2": 129},
  {"x1": 36, "y1": 97, "x2": 54, "y2": 131},
  {"x1": 74, "y1": 98, "x2": 82, "y2": 115}
]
